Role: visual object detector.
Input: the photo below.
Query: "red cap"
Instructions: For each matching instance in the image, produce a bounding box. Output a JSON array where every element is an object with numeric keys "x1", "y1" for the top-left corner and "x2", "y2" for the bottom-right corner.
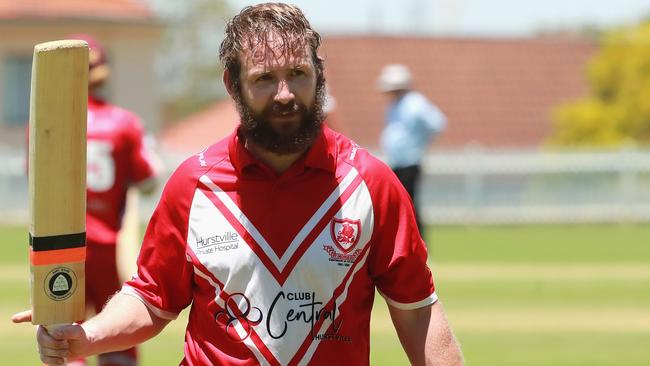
[{"x1": 66, "y1": 33, "x2": 110, "y2": 84}]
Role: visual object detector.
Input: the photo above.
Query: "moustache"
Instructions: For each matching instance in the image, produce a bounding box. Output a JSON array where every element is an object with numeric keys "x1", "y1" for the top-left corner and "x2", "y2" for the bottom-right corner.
[{"x1": 271, "y1": 102, "x2": 300, "y2": 115}]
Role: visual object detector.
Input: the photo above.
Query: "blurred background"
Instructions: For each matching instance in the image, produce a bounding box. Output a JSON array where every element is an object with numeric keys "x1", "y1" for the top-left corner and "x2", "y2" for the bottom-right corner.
[{"x1": 1, "y1": 0, "x2": 649, "y2": 365}]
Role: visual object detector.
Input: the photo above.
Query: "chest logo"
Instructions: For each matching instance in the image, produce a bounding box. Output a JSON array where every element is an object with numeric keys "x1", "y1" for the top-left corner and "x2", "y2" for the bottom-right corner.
[{"x1": 330, "y1": 218, "x2": 361, "y2": 253}]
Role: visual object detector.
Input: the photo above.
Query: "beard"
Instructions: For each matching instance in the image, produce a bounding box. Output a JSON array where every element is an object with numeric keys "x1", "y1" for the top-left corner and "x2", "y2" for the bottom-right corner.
[{"x1": 233, "y1": 84, "x2": 326, "y2": 155}]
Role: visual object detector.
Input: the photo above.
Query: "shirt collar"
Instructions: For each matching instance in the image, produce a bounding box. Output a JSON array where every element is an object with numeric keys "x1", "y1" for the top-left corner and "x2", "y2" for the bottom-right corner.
[
  {"x1": 303, "y1": 125, "x2": 337, "y2": 172},
  {"x1": 228, "y1": 125, "x2": 338, "y2": 175},
  {"x1": 228, "y1": 129, "x2": 256, "y2": 174}
]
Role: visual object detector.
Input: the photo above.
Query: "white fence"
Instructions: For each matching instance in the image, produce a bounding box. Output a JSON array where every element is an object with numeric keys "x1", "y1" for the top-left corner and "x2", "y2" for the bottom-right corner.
[
  {"x1": 420, "y1": 146, "x2": 650, "y2": 224},
  {"x1": 2, "y1": 147, "x2": 650, "y2": 225}
]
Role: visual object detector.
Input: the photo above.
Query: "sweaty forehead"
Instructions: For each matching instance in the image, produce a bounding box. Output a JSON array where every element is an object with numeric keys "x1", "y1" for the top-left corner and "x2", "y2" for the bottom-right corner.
[{"x1": 240, "y1": 33, "x2": 311, "y2": 71}]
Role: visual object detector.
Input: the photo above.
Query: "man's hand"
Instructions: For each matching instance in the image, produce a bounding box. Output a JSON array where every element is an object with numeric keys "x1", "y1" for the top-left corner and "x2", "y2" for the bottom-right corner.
[
  {"x1": 12, "y1": 310, "x2": 90, "y2": 365},
  {"x1": 15, "y1": 294, "x2": 171, "y2": 363}
]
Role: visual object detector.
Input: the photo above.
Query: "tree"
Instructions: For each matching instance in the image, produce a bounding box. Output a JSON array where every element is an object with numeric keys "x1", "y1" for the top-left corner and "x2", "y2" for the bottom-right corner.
[
  {"x1": 146, "y1": 0, "x2": 232, "y2": 124},
  {"x1": 549, "y1": 21, "x2": 650, "y2": 147}
]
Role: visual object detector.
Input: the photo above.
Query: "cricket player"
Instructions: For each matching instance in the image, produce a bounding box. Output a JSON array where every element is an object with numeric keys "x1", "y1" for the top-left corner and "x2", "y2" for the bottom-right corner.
[{"x1": 14, "y1": 4, "x2": 463, "y2": 366}]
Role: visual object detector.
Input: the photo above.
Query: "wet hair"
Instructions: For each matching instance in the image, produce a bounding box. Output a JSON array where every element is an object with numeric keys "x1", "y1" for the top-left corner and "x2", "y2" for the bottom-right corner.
[{"x1": 219, "y1": 2, "x2": 325, "y2": 94}]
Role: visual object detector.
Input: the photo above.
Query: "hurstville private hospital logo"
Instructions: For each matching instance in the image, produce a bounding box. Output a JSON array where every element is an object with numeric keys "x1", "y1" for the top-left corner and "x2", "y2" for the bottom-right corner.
[{"x1": 196, "y1": 231, "x2": 239, "y2": 254}]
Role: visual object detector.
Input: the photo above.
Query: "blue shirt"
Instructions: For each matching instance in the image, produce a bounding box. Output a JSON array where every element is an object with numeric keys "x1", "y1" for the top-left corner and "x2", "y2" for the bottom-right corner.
[{"x1": 380, "y1": 91, "x2": 446, "y2": 168}]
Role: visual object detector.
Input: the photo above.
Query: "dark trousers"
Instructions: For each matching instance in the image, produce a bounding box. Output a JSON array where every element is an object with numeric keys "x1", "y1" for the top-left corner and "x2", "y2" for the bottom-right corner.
[{"x1": 392, "y1": 164, "x2": 423, "y2": 233}]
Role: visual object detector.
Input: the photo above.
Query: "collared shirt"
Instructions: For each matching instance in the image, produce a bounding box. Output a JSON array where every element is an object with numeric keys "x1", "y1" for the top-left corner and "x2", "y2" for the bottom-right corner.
[
  {"x1": 380, "y1": 91, "x2": 446, "y2": 168},
  {"x1": 123, "y1": 125, "x2": 436, "y2": 366}
]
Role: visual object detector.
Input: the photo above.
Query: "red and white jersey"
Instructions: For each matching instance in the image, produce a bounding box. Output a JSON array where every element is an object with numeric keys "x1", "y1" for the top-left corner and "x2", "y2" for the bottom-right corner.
[
  {"x1": 123, "y1": 126, "x2": 436, "y2": 366},
  {"x1": 86, "y1": 96, "x2": 157, "y2": 245}
]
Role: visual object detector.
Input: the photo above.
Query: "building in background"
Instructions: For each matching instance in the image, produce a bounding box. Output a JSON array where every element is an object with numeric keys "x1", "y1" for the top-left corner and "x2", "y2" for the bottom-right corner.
[
  {"x1": 0, "y1": 0, "x2": 162, "y2": 147},
  {"x1": 159, "y1": 35, "x2": 597, "y2": 153},
  {"x1": 5, "y1": 2, "x2": 640, "y2": 226},
  {"x1": 321, "y1": 36, "x2": 597, "y2": 150}
]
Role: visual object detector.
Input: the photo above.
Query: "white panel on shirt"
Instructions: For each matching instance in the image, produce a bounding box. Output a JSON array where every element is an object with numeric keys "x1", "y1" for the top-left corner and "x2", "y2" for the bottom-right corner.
[{"x1": 186, "y1": 168, "x2": 375, "y2": 365}]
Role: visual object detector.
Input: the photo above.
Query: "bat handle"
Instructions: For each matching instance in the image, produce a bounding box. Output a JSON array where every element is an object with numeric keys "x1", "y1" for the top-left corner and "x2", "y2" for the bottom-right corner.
[{"x1": 43, "y1": 323, "x2": 69, "y2": 366}]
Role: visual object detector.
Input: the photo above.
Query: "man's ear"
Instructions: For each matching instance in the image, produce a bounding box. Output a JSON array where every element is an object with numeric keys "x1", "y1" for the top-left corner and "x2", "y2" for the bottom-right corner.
[{"x1": 223, "y1": 69, "x2": 235, "y2": 97}]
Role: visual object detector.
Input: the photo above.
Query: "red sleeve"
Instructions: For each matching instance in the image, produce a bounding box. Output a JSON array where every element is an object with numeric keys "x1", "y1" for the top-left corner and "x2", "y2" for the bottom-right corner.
[
  {"x1": 124, "y1": 116, "x2": 157, "y2": 184},
  {"x1": 122, "y1": 161, "x2": 196, "y2": 318},
  {"x1": 362, "y1": 156, "x2": 436, "y2": 309}
]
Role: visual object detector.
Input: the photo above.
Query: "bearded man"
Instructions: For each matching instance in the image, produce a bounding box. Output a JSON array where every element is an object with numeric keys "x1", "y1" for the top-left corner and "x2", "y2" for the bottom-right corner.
[{"x1": 14, "y1": 3, "x2": 463, "y2": 366}]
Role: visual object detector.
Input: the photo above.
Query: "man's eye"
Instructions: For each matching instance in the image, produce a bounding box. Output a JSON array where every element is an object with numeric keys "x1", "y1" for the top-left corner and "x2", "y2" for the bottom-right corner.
[
  {"x1": 290, "y1": 69, "x2": 305, "y2": 77},
  {"x1": 256, "y1": 74, "x2": 272, "y2": 82}
]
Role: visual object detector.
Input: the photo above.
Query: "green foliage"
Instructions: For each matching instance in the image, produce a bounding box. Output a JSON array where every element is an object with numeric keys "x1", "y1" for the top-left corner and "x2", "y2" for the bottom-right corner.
[
  {"x1": 146, "y1": 0, "x2": 232, "y2": 123},
  {"x1": 550, "y1": 21, "x2": 650, "y2": 147}
]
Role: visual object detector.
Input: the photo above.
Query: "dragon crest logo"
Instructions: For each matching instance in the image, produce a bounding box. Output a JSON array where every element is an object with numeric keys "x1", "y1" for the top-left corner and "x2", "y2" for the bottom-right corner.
[{"x1": 330, "y1": 218, "x2": 361, "y2": 253}]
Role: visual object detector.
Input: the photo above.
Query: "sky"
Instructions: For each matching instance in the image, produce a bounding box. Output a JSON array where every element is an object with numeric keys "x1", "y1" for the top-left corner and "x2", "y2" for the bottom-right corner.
[{"x1": 228, "y1": 0, "x2": 650, "y2": 36}]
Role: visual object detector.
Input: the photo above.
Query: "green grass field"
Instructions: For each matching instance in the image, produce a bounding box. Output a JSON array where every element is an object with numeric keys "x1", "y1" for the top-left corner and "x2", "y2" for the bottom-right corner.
[{"x1": 2, "y1": 224, "x2": 649, "y2": 365}]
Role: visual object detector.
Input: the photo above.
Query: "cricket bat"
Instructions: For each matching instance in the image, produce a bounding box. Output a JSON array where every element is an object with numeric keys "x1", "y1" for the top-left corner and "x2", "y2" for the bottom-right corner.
[{"x1": 28, "y1": 39, "x2": 88, "y2": 338}]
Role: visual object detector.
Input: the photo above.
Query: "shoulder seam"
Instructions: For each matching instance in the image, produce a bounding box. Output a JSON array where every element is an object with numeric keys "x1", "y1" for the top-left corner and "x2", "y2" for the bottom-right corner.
[{"x1": 190, "y1": 145, "x2": 230, "y2": 177}]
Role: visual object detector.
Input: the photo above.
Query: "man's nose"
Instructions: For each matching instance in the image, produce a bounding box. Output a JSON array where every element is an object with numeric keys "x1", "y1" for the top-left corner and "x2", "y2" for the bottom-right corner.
[{"x1": 274, "y1": 80, "x2": 294, "y2": 104}]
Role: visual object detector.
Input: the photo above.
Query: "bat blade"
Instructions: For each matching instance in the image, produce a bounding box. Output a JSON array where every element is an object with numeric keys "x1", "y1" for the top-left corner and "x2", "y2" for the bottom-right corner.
[{"x1": 28, "y1": 40, "x2": 88, "y2": 326}]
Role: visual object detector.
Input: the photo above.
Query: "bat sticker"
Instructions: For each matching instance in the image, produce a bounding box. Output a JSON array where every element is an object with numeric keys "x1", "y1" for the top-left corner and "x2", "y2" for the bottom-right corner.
[{"x1": 43, "y1": 267, "x2": 78, "y2": 301}]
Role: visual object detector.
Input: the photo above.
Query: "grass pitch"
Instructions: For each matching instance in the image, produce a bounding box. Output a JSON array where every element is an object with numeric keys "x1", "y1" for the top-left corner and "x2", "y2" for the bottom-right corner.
[{"x1": 2, "y1": 224, "x2": 649, "y2": 365}]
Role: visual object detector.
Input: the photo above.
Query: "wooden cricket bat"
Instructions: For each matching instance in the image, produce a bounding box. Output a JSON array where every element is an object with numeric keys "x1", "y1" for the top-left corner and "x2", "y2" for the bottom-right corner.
[{"x1": 28, "y1": 40, "x2": 88, "y2": 333}]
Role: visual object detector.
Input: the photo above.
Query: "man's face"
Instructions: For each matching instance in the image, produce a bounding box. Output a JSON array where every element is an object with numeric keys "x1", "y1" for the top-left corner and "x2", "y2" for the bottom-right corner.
[{"x1": 233, "y1": 38, "x2": 324, "y2": 155}]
